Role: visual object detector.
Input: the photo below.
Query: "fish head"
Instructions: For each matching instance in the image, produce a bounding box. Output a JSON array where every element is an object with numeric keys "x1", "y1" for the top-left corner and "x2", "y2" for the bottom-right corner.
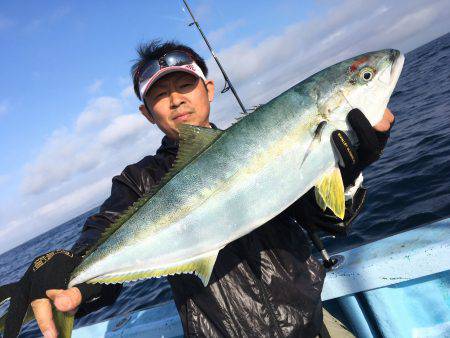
[{"x1": 332, "y1": 49, "x2": 404, "y2": 127}]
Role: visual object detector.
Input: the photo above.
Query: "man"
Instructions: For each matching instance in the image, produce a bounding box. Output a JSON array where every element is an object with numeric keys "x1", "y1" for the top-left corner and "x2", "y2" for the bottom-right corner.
[{"x1": 4, "y1": 40, "x2": 394, "y2": 338}]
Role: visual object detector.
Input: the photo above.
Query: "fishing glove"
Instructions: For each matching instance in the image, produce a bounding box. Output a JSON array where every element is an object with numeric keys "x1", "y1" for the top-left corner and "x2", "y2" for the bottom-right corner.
[
  {"x1": 334, "y1": 108, "x2": 392, "y2": 187},
  {"x1": 287, "y1": 108, "x2": 392, "y2": 235},
  {"x1": 2, "y1": 249, "x2": 102, "y2": 338}
]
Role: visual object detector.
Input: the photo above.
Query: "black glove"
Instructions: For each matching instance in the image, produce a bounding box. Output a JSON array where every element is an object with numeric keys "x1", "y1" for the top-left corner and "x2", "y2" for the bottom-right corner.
[
  {"x1": 333, "y1": 108, "x2": 392, "y2": 187},
  {"x1": 287, "y1": 108, "x2": 392, "y2": 235},
  {"x1": 2, "y1": 249, "x2": 102, "y2": 338}
]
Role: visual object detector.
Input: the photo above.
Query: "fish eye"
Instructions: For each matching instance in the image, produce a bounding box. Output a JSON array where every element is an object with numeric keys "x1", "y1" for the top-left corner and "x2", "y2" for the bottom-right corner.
[{"x1": 360, "y1": 67, "x2": 375, "y2": 81}]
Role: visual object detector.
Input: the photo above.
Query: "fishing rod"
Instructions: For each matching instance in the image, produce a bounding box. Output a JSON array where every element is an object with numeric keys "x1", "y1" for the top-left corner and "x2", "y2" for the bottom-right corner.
[
  {"x1": 182, "y1": 1, "x2": 337, "y2": 269},
  {"x1": 182, "y1": 0, "x2": 247, "y2": 115}
]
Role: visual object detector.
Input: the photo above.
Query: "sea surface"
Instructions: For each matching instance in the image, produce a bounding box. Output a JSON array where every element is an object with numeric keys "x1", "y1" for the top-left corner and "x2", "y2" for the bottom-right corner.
[{"x1": 1, "y1": 33, "x2": 449, "y2": 336}]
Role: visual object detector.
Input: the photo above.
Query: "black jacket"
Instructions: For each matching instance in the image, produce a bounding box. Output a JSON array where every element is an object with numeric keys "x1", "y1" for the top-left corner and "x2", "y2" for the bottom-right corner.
[{"x1": 72, "y1": 131, "x2": 331, "y2": 337}]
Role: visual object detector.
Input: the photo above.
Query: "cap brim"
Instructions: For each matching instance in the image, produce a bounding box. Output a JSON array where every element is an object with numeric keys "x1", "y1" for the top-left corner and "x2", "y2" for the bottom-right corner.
[{"x1": 140, "y1": 63, "x2": 206, "y2": 100}]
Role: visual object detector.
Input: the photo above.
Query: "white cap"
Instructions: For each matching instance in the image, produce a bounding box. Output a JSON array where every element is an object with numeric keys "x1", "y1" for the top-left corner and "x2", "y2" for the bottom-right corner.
[{"x1": 139, "y1": 61, "x2": 206, "y2": 100}]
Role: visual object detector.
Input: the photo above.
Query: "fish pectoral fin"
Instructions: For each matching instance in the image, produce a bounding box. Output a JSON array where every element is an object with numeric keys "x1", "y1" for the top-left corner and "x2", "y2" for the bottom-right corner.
[
  {"x1": 314, "y1": 189, "x2": 327, "y2": 212},
  {"x1": 314, "y1": 167, "x2": 345, "y2": 219},
  {"x1": 87, "y1": 250, "x2": 220, "y2": 287}
]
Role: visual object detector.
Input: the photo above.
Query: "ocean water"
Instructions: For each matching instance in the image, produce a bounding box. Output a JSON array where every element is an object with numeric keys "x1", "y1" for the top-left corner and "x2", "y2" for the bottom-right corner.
[{"x1": 1, "y1": 33, "x2": 449, "y2": 336}]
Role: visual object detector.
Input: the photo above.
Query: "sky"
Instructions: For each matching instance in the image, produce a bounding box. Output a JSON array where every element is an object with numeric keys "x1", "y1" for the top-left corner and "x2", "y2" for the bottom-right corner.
[{"x1": 0, "y1": 0, "x2": 449, "y2": 254}]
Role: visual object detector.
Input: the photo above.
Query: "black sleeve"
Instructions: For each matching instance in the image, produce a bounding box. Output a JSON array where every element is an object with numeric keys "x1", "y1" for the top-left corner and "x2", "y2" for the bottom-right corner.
[
  {"x1": 71, "y1": 171, "x2": 145, "y2": 256},
  {"x1": 71, "y1": 155, "x2": 164, "y2": 316},
  {"x1": 71, "y1": 155, "x2": 165, "y2": 255}
]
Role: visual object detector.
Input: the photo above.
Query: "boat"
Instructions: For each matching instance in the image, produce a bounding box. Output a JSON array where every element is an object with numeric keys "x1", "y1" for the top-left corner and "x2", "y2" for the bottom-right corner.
[{"x1": 71, "y1": 217, "x2": 450, "y2": 338}]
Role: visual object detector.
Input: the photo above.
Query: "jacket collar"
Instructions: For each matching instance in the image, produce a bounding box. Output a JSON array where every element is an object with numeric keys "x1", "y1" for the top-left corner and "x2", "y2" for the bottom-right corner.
[{"x1": 156, "y1": 122, "x2": 218, "y2": 157}]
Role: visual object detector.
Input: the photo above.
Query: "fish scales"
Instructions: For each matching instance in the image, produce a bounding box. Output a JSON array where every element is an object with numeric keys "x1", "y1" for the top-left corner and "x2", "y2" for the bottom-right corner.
[{"x1": 75, "y1": 100, "x2": 319, "y2": 280}]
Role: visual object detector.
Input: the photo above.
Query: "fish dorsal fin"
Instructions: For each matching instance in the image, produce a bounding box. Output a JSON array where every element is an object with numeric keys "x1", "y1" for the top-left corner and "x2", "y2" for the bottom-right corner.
[
  {"x1": 87, "y1": 249, "x2": 220, "y2": 287},
  {"x1": 233, "y1": 111, "x2": 251, "y2": 124},
  {"x1": 314, "y1": 167, "x2": 345, "y2": 219},
  {"x1": 172, "y1": 124, "x2": 224, "y2": 174},
  {"x1": 231, "y1": 104, "x2": 265, "y2": 126},
  {"x1": 83, "y1": 125, "x2": 224, "y2": 257},
  {"x1": 153, "y1": 124, "x2": 224, "y2": 191}
]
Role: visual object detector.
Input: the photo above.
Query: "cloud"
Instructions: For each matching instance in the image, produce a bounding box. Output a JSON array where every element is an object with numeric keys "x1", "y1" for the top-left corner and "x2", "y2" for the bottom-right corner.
[
  {"x1": 1, "y1": 177, "x2": 112, "y2": 254},
  {"x1": 34, "y1": 177, "x2": 110, "y2": 220},
  {"x1": 380, "y1": 4, "x2": 446, "y2": 46},
  {"x1": 2, "y1": 0, "x2": 449, "y2": 252},
  {"x1": 2, "y1": 83, "x2": 161, "y2": 251},
  {"x1": 25, "y1": 18, "x2": 44, "y2": 32},
  {"x1": 21, "y1": 96, "x2": 126, "y2": 196},
  {"x1": 19, "y1": 89, "x2": 159, "y2": 198},
  {"x1": 23, "y1": 5, "x2": 71, "y2": 32},
  {"x1": 75, "y1": 96, "x2": 123, "y2": 132},
  {"x1": 206, "y1": 0, "x2": 450, "y2": 127},
  {"x1": 0, "y1": 174, "x2": 9, "y2": 186},
  {"x1": 50, "y1": 5, "x2": 71, "y2": 22},
  {"x1": 0, "y1": 14, "x2": 13, "y2": 30},
  {"x1": 87, "y1": 79, "x2": 103, "y2": 94},
  {"x1": 21, "y1": 127, "x2": 100, "y2": 195},
  {"x1": 208, "y1": 19, "x2": 246, "y2": 45},
  {"x1": 192, "y1": 2, "x2": 212, "y2": 23},
  {"x1": 120, "y1": 85, "x2": 135, "y2": 99},
  {"x1": 0, "y1": 100, "x2": 7, "y2": 118},
  {"x1": 98, "y1": 114, "x2": 148, "y2": 146}
]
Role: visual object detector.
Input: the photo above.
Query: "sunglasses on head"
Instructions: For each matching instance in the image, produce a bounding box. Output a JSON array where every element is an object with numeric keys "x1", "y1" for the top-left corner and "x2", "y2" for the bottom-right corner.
[{"x1": 138, "y1": 50, "x2": 196, "y2": 87}]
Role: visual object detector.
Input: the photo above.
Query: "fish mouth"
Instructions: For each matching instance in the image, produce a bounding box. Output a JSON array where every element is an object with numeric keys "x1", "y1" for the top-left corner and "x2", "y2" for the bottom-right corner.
[
  {"x1": 377, "y1": 49, "x2": 404, "y2": 86},
  {"x1": 390, "y1": 50, "x2": 404, "y2": 86}
]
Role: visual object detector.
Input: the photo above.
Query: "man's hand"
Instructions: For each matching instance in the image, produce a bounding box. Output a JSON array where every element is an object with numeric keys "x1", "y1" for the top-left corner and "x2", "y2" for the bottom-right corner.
[
  {"x1": 374, "y1": 108, "x2": 395, "y2": 132},
  {"x1": 30, "y1": 288, "x2": 82, "y2": 338},
  {"x1": 333, "y1": 108, "x2": 395, "y2": 187},
  {"x1": 3, "y1": 250, "x2": 101, "y2": 338}
]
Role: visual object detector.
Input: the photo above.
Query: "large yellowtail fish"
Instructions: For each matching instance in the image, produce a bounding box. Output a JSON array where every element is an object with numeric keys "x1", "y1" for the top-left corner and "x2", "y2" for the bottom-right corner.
[{"x1": 0, "y1": 49, "x2": 404, "y2": 337}]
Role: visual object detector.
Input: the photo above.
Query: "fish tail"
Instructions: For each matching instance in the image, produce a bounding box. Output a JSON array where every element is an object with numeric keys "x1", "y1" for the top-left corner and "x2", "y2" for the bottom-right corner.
[
  {"x1": 0, "y1": 282, "x2": 74, "y2": 338},
  {"x1": 52, "y1": 304, "x2": 75, "y2": 338}
]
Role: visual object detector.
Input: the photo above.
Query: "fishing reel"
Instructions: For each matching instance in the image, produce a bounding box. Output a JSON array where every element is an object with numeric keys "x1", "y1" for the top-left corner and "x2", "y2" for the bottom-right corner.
[
  {"x1": 287, "y1": 187, "x2": 366, "y2": 269},
  {"x1": 286, "y1": 216, "x2": 340, "y2": 269},
  {"x1": 305, "y1": 225, "x2": 340, "y2": 269}
]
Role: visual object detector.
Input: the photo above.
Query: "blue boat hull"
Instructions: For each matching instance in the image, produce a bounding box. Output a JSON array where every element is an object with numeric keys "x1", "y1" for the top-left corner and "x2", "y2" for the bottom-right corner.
[{"x1": 73, "y1": 218, "x2": 450, "y2": 338}]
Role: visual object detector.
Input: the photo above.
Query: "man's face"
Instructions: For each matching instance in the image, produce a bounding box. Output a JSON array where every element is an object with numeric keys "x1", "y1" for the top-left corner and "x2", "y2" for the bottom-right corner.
[{"x1": 140, "y1": 72, "x2": 214, "y2": 140}]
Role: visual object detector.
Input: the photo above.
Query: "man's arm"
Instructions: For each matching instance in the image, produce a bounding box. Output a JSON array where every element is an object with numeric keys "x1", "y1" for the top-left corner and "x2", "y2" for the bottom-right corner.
[
  {"x1": 25, "y1": 157, "x2": 163, "y2": 338},
  {"x1": 62, "y1": 165, "x2": 158, "y2": 318},
  {"x1": 71, "y1": 167, "x2": 149, "y2": 256}
]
